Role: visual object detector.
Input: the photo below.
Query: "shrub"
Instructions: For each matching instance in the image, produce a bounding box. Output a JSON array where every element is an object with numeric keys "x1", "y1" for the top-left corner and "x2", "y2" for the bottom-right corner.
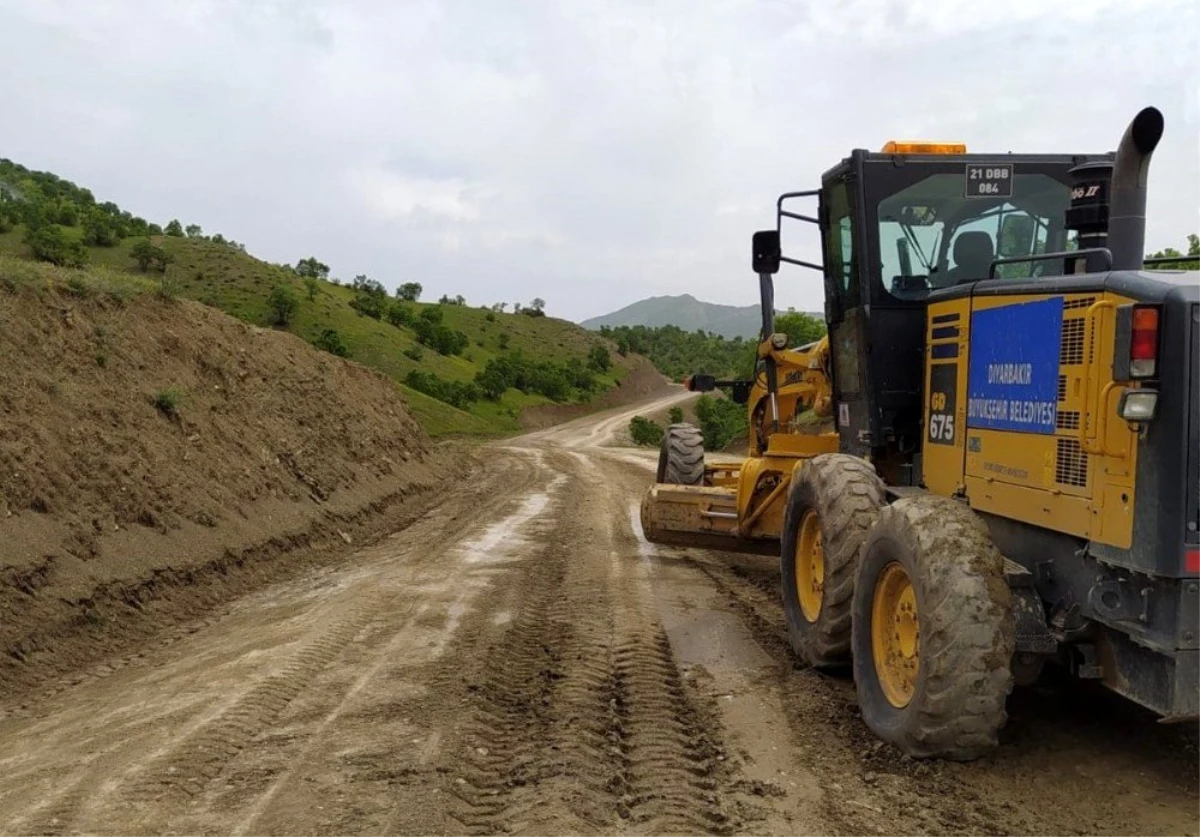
[
  {"x1": 153, "y1": 387, "x2": 183, "y2": 418},
  {"x1": 26, "y1": 225, "x2": 87, "y2": 268},
  {"x1": 403, "y1": 346, "x2": 423, "y2": 362},
  {"x1": 65, "y1": 275, "x2": 92, "y2": 297},
  {"x1": 267, "y1": 283, "x2": 299, "y2": 325},
  {"x1": 588, "y1": 345, "x2": 612, "y2": 372},
  {"x1": 304, "y1": 276, "x2": 319, "y2": 301},
  {"x1": 412, "y1": 316, "x2": 468, "y2": 356},
  {"x1": 81, "y1": 210, "x2": 121, "y2": 246},
  {"x1": 629, "y1": 416, "x2": 664, "y2": 447},
  {"x1": 314, "y1": 328, "x2": 349, "y2": 357},
  {"x1": 668, "y1": 406, "x2": 684, "y2": 424},
  {"x1": 386, "y1": 302, "x2": 414, "y2": 328},
  {"x1": 695, "y1": 394, "x2": 747, "y2": 450},
  {"x1": 473, "y1": 353, "x2": 589, "y2": 403},
  {"x1": 404, "y1": 370, "x2": 479, "y2": 409}
]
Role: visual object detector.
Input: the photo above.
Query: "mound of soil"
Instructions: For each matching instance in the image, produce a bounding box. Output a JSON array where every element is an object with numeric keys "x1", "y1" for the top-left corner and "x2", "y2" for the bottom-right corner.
[
  {"x1": 519, "y1": 354, "x2": 672, "y2": 430},
  {"x1": 0, "y1": 286, "x2": 451, "y2": 697}
]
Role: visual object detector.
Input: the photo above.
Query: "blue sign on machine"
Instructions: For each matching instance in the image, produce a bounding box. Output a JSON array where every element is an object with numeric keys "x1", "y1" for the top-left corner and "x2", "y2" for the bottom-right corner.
[{"x1": 966, "y1": 297, "x2": 1063, "y2": 434}]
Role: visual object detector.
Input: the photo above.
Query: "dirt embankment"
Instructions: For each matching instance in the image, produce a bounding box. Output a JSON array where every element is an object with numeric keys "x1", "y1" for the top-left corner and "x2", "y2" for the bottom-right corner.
[
  {"x1": 0, "y1": 286, "x2": 453, "y2": 698},
  {"x1": 519, "y1": 353, "x2": 673, "y2": 430}
]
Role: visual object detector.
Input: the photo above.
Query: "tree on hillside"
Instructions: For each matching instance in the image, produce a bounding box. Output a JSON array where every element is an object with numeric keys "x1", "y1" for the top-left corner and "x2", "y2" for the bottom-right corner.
[
  {"x1": 396, "y1": 282, "x2": 422, "y2": 301},
  {"x1": 521, "y1": 298, "x2": 546, "y2": 318},
  {"x1": 268, "y1": 283, "x2": 299, "y2": 326},
  {"x1": 184, "y1": 224, "x2": 203, "y2": 238},
  {"x1": 295, "y1": 256, "x2": 330, "y2": 279},
  {"x1": 81, "y1": 209, "x2": 121, "y2": 247},
  {"x1": 349, "y1": 274, "x2": 388, "y2": 319},
  {"x1": 25, "y1": 225, "x2": 87, "y2": 268},
  {"x1": 165, "y1": 219, "x2": 184, "y2": 237},
  {"x1": 588, "y1": 345, "x2": 612, "y2": 372},
  {"x1": 304, "y1": 276, "x2": 319, "y2": 301},
  {"x1": 56, "y1": 202, "x2": 79, "y2": 226},
  {"x1": 131, "y1": 238, "x2": 170, "y2": 273}
]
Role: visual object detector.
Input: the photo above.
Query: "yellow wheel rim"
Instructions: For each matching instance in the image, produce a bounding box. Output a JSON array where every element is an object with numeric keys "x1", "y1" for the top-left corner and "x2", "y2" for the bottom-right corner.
[
  {"x1": 795, "y1": 510, "x2": 824, "y2": 622},
  {"x1": 871, "y1": 562, "x2": 920, "y2": 708}
]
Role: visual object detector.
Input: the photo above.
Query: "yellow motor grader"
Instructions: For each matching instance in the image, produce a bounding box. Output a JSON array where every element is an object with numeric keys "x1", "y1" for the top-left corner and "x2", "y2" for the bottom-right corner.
[{"x1": 641, "y1": 107, "x2": 1199, "y2": 760}]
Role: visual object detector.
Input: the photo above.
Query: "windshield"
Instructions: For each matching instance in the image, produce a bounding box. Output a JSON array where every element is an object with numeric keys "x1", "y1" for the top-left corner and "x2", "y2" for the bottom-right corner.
[{"x1": 877, "y1": 172, "x2": 1074, "y2": 300}]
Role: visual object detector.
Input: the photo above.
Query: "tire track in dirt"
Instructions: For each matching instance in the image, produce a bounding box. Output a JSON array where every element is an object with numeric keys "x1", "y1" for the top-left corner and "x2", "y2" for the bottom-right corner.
[
  {"x1": 419, "y1": 450, "x2": 738, "y2": 836},
  {"x1": 609, "y1": 628, "x2": 731, "y2": 836},
  {"x1": 15, "y1": 606, "x2": 379, "y2": 836}
]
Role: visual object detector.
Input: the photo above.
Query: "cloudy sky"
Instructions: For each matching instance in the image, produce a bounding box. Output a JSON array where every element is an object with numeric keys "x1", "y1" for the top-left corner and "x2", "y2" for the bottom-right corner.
[{"x1": 2, "y1": 0, "x2": 1197, "y2": 321}]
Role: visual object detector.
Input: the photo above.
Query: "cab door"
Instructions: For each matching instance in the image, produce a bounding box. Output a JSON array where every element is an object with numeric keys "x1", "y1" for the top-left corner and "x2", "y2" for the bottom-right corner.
[{"x1": 821, "y1": 175, "x2": 872, "y2": 456}]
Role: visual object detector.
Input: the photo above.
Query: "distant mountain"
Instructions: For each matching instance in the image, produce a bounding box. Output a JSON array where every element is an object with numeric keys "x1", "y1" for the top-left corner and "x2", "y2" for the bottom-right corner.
[{"x1": 580, "y1": 294, "x2": 821, "y2": 339}]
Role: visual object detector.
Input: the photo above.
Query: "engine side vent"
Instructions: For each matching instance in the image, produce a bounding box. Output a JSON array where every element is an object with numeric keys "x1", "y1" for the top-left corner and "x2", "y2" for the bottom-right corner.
[
  {"x1": 1061, "y1": 318, "x2": 1086, "y2": 365},
  {"x1": 1056, "y1": 411, "x2": 1081, "y2": 431},
  {"x1": 1064, "y1": 296, "x2": 1097, "y2": 311},
  {"x1": 1057, "y1": 375, "x2": 1068, "y2": 401},
  {"x1": 1055, "y1": 438, "x2": 1088, "y2": 487}
]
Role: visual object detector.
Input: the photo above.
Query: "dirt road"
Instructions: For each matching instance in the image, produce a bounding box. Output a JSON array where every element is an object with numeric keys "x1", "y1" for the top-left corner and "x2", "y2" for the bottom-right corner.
[{"x1": 1, "y1": 390, "x2": 1196, "y2": 836}]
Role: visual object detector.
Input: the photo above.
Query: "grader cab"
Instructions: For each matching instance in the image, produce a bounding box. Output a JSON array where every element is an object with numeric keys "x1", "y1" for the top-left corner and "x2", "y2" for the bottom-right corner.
[{"x1": 641, "y1": 107, "x2": 1199, "y2": 759}]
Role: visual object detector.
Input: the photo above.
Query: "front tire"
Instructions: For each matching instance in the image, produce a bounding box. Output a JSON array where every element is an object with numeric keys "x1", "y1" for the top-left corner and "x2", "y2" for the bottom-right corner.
[
  {"x1": 851, "y1": 496, "x2": 1014, "y2": 761},
  {"x1": 780, "y1": 454, "x2": 884, "y2": 668},
  {"x1": 656, "y1": 423, "x2": 705, "y2": 485}
]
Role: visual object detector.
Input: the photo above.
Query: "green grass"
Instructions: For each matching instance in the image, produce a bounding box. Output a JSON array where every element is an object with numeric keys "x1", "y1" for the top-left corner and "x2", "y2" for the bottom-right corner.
[{"x1": 0, "y1": 227, "x2": 628, "y2": 437}]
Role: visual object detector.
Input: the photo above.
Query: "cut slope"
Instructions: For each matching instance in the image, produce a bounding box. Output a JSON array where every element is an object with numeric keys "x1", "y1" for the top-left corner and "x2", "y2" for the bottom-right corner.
[
  {"x1": 0, "y1": 227, "x2": 637, "y2": 436},
  {"x1": 0, "y1": 257, "x2": 453, "y2": 696}
]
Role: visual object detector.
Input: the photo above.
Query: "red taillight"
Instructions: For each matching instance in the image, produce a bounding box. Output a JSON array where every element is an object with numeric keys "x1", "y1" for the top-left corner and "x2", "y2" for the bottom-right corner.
[
  {"x1": 1186, "y1": 549, "x2": 1200, "y2": 574},
  {"x1": 1130, "y1": 306, "x2": 1159, "y2": 378}
]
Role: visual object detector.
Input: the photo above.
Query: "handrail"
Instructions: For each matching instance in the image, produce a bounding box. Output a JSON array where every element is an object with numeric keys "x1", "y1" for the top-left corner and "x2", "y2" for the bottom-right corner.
[
  {"x1": 987, "y1": 247, "x2": 1113, "y2": 279},
  {"x1": 1079, "y1": 299, "x2": 1117, "y2": 456},
  {"x1": 775, "y1": 190, "x2": 825, "y2": 273}
]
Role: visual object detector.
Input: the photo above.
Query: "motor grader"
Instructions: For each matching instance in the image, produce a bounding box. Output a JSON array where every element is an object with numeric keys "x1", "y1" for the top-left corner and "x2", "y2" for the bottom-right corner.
[{"x1": 641, "y1": 107, "x2": 1199, "y2": 760}]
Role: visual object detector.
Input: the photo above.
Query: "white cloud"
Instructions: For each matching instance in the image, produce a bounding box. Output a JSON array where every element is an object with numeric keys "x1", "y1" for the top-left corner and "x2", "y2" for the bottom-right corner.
[{"x1": 0, "y1": 0, "x2": 1196, "y2": 320}]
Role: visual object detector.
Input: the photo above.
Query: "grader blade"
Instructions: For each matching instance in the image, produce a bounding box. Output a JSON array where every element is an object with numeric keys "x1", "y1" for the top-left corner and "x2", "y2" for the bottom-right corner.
[{"x1": 639, "y1": 485, "x2": 779, "y2": 556}]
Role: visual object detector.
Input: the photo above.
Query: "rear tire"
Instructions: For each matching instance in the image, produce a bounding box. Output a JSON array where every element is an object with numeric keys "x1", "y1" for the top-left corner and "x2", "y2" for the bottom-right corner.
[
  {"x1": 656, "y1": 423, "x2": 705, "y2": 485},
  {"x1": 780, "y1": 454, "x2": 884, "y2": 668},
  {"x1": 851, "y1": 496, "x2": 1014, "y2": 760}
]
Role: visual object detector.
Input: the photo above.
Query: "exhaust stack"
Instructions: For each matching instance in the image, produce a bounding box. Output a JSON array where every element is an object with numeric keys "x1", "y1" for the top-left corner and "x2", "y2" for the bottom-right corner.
[{"x1": 1108, "y1": 106, "x2": 1164, "y2": 271}]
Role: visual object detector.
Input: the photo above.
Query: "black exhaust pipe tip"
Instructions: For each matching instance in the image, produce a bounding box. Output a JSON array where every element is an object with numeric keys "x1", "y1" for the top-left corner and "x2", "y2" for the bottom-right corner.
[{"x1": 1129, "y1": 106, "x2": 1164, "y2": 155}]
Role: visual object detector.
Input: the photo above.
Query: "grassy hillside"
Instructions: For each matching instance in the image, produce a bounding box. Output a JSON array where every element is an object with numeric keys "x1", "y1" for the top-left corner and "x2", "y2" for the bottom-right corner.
[{"x1": 0, "y1": 157, "x2": 652, "y2": 436}]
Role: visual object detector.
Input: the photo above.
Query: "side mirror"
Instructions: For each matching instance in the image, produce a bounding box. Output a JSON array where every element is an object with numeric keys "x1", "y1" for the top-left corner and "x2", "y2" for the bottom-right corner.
[
  {"x1": 685, "y1": 374, "x2": 717, "y2": 392},
  {"x1": 752, "y1": 230, "x2": 781, "y2": 275}
]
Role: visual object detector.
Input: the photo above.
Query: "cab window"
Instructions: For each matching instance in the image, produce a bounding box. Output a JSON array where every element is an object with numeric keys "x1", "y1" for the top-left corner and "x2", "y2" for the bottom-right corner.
[
  {"x1": 824, "y1": 180, "x2": 860, "y2": 308},
  {"x1": 876, "y1": 173, "x2": 1073, "y2": 300}
]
